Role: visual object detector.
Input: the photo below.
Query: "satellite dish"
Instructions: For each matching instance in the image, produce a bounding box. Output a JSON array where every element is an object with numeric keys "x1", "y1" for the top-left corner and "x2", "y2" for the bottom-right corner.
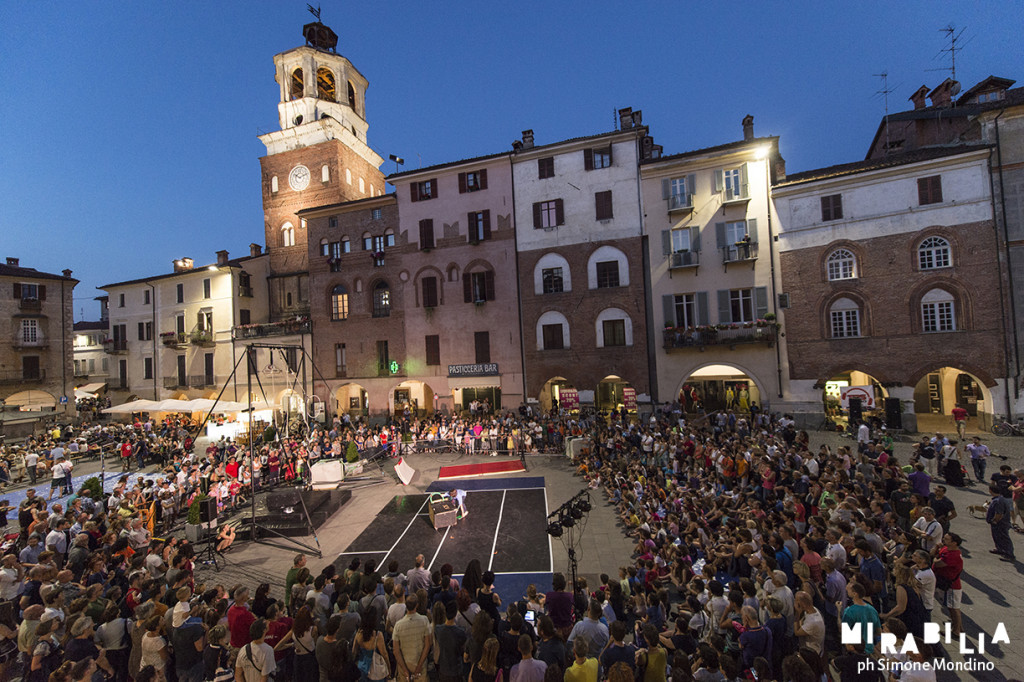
[{"x1": 950, "y1": 80, "x2": 961, "y2": 96}]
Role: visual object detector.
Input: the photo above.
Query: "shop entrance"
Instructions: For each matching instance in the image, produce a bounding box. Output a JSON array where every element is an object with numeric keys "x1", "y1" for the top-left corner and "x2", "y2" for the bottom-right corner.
[
  {"x1": 456, "y1": 387, "x2": 501, "y2": 414},
  {"x1": 391, "y1": 381, "x2": 436, "y2": 417},
  {"x1": 681, "y1": 365, "x2": 762, "y2": 414},
  {"x1": 596, "y1": 375, "x2": 635, "y2": 413},
  {"x1": 912, "y1": 367, "x2": 992, "y2": 433},
  {"x1": 334, "y1": 384, "x2": 369, "y2": 417},
  {"x1": 821, "y1": 371, "x2": 886, "y2": 431},
  {"x1": 539, "y1": 376, "x2": 577, "y2": 413}
]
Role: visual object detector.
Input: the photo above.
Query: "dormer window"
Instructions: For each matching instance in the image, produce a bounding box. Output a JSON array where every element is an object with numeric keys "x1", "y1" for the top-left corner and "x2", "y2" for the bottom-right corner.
[{"x1": 977, "y1": 90, "x2": 1004, "y2": 104}]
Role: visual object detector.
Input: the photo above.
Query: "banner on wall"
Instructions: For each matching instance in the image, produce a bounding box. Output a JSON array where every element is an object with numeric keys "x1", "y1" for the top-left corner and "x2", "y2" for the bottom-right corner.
[
  {"x1": 840, "y1": 385, "x2": 875, "y2": 409},
  {"x1": 623, "y1": 387, "x2": 637, "y2": 411},
  {"x1": 559, "y1": 388, "x2": 579, "y2": 410}
]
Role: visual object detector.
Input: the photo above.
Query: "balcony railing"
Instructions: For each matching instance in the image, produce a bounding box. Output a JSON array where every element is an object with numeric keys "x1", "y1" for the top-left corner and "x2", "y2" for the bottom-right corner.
[
  {"x1": 163, "y1": 376, "x2": 187, "y2": 389},
  {"x1": 161, "y1": 332, "x2": 189, "y2": 348},
  {"x1": 18, "y1": 298, "x2": 42, "y2": 312},
  {"x1": 238, "y1": 285, "x2": 253, "y2": 298},
  {"x1": 669, "y1": 251, "x2": 699, "y2": 269},
  {"x1": 667, "y1": 193, "x2": 694, "y2": 212},
  {"x1": 722, "y1": 242, "x2": 758, "y2": 264},
  {"x1": 190, "y1": 330, "x2": 215, "y2": 347},
  {"x1": 104, "y1": 341, "x2": 128, "y2": 354},
  {"x1": 188, "y1": 375, "x2": 216, "y2": 388},
  {"x1": 13, "y1": 337, "x2": 48, "y2": 349},
  {"x1": 663, "y1": 324, "x2": 777, "y2": 351},
  {"x1": 0, "y1": 369, "x2": 46, "y2": 384},
  {"x1": 232, "y1": 317, "x2": 311, "y2": 340}
]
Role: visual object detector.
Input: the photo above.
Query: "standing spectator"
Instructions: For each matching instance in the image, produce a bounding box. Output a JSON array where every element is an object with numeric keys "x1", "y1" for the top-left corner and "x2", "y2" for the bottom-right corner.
[
  {"x1": 228, "y1": 586, "x2": 256, "y2": 649},
  {"x1": 567, "y1": 601, "x2": 608, "y2": 660},
  {"x1": 434, "y1": 601, "x2": 468, "y2": 682},
  {"x1": 203, "y1": 624, "x2": 231, "y2": 682},
  {"x1": 543, "y1": 573, "x2": 575, "y2": 641},
  {"x1": 966, "y1": 437, "x2": 990, "y2": 482},
  {"x1": 392, "y1": 593, "x2": 431, "y2": 682},
  {"x1": 986, "y1": 484, "x2": 1015, "y2": 562},
  {"x1": 285, "y1": 554, "x2": 306, "y2": 610},
  {"x1": 138, "y1": 616, "x2": 168, "y2": 681},
  {"x1": 235, "y1": 619, "x2": 277, "y2": 682}
]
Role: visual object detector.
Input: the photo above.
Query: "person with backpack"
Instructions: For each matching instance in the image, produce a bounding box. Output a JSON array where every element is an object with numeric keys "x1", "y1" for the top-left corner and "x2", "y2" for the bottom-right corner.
[{"x1": 235, "y1": 619, "x2": 276, "y2": 682}]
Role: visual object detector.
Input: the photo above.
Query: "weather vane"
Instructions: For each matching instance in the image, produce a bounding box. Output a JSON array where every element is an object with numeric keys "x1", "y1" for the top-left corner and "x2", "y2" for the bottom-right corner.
[{"x1": 307, "y1": 4, "x2": 321, "y2": 22}]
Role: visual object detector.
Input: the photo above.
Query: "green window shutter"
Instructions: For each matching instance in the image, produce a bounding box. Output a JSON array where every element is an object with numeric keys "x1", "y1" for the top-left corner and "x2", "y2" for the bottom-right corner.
[
  {"x1": 755, "y1": 286, "x2": 769, "y2": 320},
  {"x1": 696, "y1": 291, "x2": 709, "y2": 326},
  {"x1": 740, "y1": 163, "x2": 749, "y2": 198},
  {"x1": 690, "y1": 226, "x2": 701, "y2": 252},
  {"x1": 717, "y1": 289, "x2": 731, "y2": 324},
  {"x1": 662, "y1": 294, "x2": 675, "y2": 328},
  {"x1": 746, "y1": 218, "x2": 758, "y2": 243},
  {"x1": 714, "y1": 169, "x2": 724, "y2": 193},
  {"x1": 661, "y1": 230, "x2": 672, "y2": 256},
  {"x1": 715, "y1": 222, "x2": 727, "y2": 249},
  {"x1": 661, "y1": 179, "x2": 670, "y2": 200}
]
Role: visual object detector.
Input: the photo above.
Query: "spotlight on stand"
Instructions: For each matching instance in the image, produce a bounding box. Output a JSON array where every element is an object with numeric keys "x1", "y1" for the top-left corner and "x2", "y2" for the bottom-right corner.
[
  {"x1": 560, "y1": 512, "x2": 575, "y2": 528},
  {"x1": 570, "y1": 504, "x2": 583, "y2": 520},
  {"x1": 546, "y1": 520, "x2": 563, "y2": 538},
  {"x1": 575, "y1": 497, "x2": 591, "y2": 513}
]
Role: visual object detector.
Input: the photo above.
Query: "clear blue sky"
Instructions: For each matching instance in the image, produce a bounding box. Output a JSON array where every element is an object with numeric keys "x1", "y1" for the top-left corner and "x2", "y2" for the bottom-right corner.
[{"x1": 2, "y1": 1, "x2": 1022, "y2": 320}]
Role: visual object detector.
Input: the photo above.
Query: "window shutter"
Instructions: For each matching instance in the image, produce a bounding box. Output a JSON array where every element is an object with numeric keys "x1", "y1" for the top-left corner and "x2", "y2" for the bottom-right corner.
[
  {"x1": 606, "y1": 145, "x2": 613, "y2": 165},
  {"x1": 661, "y1": 230, "x2": 672, "y2": 256},
  {"x1": 555, "y1": 199, "x2": 565, "y2": 225},
  {"x1": 696, "y1": 291, "x2": 710, "y2": 326},
  {"x1": 479, "y1": 169, "x2": 488, "y2": 190},
  {"x1": 484, "y1": 270, "x2": 495, "y2": 300},
  {"x1": 717, "y1": 289, "x2": 731, "y2": 324},
  {"x1": 533, "y1": 202, "x2": 542, "y2": 229},
  {"x1": 410, "y1": 183, "x2": 420, "y2": 202},
  {"x1": 690, "y1": 226, "x2": 701, "y2": 252},
  {"x1": 740, "y1": 163, "x2": 749, "y2": 198},
  {"x1": 715, "y1": 222, "x2": 727, "y2": 249},
  {"x1": 662, "y1": 294, "x2": 675, "y2": 327},
  {"x1": 688, "y1": 174, "x2": 697, "y2": 197},
  {"x1": 661, "y1": 179, "x2": 670, "y2": 200},
  {"x1": 714, "y1": 169, "x2": 724, "y2": 193},
  {"x1": 583, "y1": 148, "x2": 594, "y2": 171},
  {"x1": 467, "y1": 212, "x2": 475, "y2": 237},
  {"x1": 458, "y1": 172, "x2": 467, "y2": 194},
  {"x1": 419, "y1": 219, "x2": 434, "y2": 249},
  {"x1": 755, "y1": 286, "x2": 769, "y2": 320},
  {"x1": 932, "y1": 177, "x2": 942, "y2": 203},
  {"x1": 138, "y1": 322, "x2": 144, "y2": 341},
  {"x1": 746, "y1": 218, "x2": 758, "y2": 243},
  {"x1": 917, "y1": 178, "x2": 928, "y2": 205},
  {"x1": 422, "y1": 277, "x2": 437, "y2": 308},
  {"x1": 482, "y1": 210, "x2": 491, "y2": 240},
  {"x1": 13, "y1": 283, "x2": 20, "y2": 299},
  {"x1": 38, "y1": 285, "x2": 46, "y2": 300},
  {"x1": 463, "y1": 273, "x2": 472, "y2": 303},
  {"x1": 430, "y1": 178, "x2": 438, "y2": 198}
]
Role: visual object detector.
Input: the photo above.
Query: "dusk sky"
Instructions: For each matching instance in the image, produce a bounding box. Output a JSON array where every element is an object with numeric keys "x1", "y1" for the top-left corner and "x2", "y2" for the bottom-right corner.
[{"x1": 2, "y1": 2, "x2": 1022, "y2": 320}]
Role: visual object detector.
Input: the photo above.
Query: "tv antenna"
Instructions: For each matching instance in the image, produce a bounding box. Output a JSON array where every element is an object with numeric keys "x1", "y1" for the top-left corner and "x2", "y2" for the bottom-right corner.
[
  {"x1": 307, "y1": 4, "x2": 322, "y2": 22},
  {"x1": 939, "y1": 24, "x2": 964, "y2": 82},
  {"x1": 874, "y1": 72, "x2": 895, "y2": 155}
]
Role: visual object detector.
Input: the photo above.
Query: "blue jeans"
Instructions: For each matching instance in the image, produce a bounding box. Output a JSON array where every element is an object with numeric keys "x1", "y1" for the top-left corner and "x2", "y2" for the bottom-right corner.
[{"x1": 972, "y1": 458, "x2": 986, "y2": 481}]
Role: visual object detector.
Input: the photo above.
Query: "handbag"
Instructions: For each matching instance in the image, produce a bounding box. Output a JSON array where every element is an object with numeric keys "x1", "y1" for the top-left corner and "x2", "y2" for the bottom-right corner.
[{"x1": 370, "y1": 632, "x2": 390, "y2": 680}]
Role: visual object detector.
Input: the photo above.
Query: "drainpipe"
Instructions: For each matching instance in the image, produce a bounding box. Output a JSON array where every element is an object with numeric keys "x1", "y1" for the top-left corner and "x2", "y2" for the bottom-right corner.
[
  {"x1": 145, "y1": 282, "x2": 157, "y2": 400},
  {"x1": 765, "y1": 151, "x2": 783, "y2": 399},
  {"x1": 992, "y1": 111, "x2": 1020, "y2": 416},
  {"x1": 635, "y1": 130, "x2": 658, "y2": 406},
  {"x1": 61, "y1": 279, "x2": 68, "y2": 416},
  {"x1": 510, "y1": 152, "x2": 528, "y2": 405}
]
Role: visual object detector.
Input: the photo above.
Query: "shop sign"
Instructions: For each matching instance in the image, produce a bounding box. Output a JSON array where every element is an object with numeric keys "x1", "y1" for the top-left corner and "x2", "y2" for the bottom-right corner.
[
  {"x1": 448, "y1": 363, "x2": 499, "y2": 377},
  {"x1": 623, "y1": 387, "x2": 637, "y2": 411},
  {"x1": 559, "y1": 388, "x2": 579, "y2": 410}
]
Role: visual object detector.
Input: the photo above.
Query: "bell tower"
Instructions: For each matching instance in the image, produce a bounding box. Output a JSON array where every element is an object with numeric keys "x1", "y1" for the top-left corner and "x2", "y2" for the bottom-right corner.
[{"x1": 258, "y1": 17, "x2": 385, "y2": 321}]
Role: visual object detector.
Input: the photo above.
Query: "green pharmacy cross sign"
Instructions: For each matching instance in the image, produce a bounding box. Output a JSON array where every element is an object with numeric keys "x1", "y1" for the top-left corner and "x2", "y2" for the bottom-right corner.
[{"x1": 389, "y1": 360, "x2": 400, "y2": 375}]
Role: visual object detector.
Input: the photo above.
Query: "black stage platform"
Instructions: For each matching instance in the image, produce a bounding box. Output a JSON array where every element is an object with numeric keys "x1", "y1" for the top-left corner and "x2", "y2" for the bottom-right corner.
[
  {"x1": 336, "y1": 486, "x2": 551, "y2": 575},
  {"x1": 228, "y1": 487, "x2": 352, "y2": 540}
]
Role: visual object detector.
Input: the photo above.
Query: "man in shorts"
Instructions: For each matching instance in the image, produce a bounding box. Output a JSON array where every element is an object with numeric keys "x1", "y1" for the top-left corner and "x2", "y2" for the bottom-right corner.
[{"x1": 933, "y1": 533, "x2": 963, "y2": 637}]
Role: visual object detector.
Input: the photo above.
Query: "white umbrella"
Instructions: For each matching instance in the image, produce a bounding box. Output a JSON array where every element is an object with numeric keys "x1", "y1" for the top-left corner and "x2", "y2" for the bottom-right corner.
[{"x1": 102, "y1": 399, "x2": 162, "y2": 414}]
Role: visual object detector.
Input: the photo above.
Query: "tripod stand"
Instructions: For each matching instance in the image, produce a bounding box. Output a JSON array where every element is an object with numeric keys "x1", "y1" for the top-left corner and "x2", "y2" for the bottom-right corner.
[{"x1": 197, "y1": 525, "x2": 220, "y2": 571}]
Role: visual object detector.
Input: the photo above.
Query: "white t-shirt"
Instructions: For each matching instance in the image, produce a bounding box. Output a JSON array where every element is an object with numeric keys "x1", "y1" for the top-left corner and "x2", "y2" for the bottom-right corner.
[
  {"x1": 798, "y1": 610, "x2": 826, "y2": 654},
  {"x1": 0, "y1": 567, "x2": 19, "y2": 600},
  {"x1": 236, "y1": 641, "x2": 277, "y2": 682},
  {"x1": 25, "y1": 452, "x2": 39, "y2": 468},
  {"x1": 915, "y1": 568, "x2": 937, "y2": 611}
]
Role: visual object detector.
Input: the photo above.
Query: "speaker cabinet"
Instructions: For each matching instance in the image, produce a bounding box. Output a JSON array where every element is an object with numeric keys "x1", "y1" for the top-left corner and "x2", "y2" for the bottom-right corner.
[
  {"x1": 198, "y1": 497, "x2": 217, "y2": 523},
  {"x1": 884, "y1": 397, "x2": 903, "y2": 430}
]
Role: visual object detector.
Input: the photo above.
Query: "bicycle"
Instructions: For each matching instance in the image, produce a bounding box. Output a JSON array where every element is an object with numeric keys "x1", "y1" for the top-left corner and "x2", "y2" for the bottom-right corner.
[{"x1": 991, "y1": 419, "x2": 1024, "y2": 437}]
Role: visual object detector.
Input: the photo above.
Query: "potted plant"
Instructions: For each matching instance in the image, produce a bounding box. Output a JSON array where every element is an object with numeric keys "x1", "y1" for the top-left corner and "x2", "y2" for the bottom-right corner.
[
  {"x1": 346, "y1": 441, "x2": 359, "y2": 463},
  {"x1": 185, "y1": 494, "x2": 209, "y2": 543}
]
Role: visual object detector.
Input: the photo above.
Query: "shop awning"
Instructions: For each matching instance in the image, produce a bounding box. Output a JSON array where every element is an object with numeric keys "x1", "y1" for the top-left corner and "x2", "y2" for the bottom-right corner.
[
  {"x1": 448, "y1": 376, "x2": 501, "y2": 390},
  {"x1": 6, "y1": 390, "x2": 57, "y2": 410},
  {"x1": 78, "y1": 382, "x2": 107, "y2": 394}
]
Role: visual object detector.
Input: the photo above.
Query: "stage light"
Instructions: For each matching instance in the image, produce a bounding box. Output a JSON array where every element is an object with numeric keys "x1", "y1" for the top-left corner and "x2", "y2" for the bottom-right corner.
[
  {"x1": 561, "y1": 513, "x2": 575, "y2": 528},
  {"x1": 546, "y1": 521, "x2": 563, "y2": 538},
  {"x1": 570, "y1": 504, "x2": 583, "y2": 520},
  {"x1": 576, "y1": 498, "x2": 591, "y2": 513}
]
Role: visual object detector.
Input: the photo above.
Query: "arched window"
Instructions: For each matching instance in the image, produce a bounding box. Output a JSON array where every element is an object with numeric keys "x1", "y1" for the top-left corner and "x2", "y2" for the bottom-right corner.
[
  {"x1": 533, "y1": 253, "x2": 572, "y2": 295},
  {"x1": 372, "y1": 281, "x2": 391, "y2": 318},
  {"x1": 921, "y1": 288, "x2": 955, "y2": 332},
  {"x1": 826, "y1": 248, "x2": 857, "y2": 281},
  {"x1": 829, "y1": 297, "x2": 861, "y2": 338},
  {"x1": 587, "y1": 246, "x2": 629, "y2": 289},
  {"x1": 348, "y1": 82, "x2": 357, "y2": 110},
  {"x1": 595, "y1": 308, "x2": 633, "y2": 347},
  {"x1": 281, "y1": 222, "x2": 295, "y2": 248},
  {"x1": 341, "y1": 236, "x2": 350, "y2": 253},
  {"x1": 316, "y1": 68, "x2": 336, "y2": 102},
  {"x1": 289, "y1": 68, "x2": 303, "y2": 100},
  {"x1": 536, "y1": 311, "x2": 571, "y2": 351},
  {"x1": 320, "y1": 239, "x2": 330, "y2": 257},
  {"x1": 330, "y1": 285, "x2": 349, "y2": 321},
  {"x1": 919, "y1": 236, "x2": 951, "y2": 270}
]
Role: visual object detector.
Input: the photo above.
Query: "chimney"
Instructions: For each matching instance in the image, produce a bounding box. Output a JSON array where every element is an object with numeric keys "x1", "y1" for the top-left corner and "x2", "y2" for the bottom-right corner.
[
  {"x1": 618, "y1": 107, "x2": 634, "y2": 130},
  {"x1": 62, "y1": 269, "x2": 73, "y2": 278},
  {"x1": 909, "y1": 85, "x2": 929, "y2": 110},
  {"x1": 928, "y1": 79, "x2": 955, "y2": 108},
  {"x1": 521, "y1": 130, "x2": 534, "y2": 149},
  {"x1": 173, "y1": 258, "x2": 194, "y2": 273},
  {"x1": 216, "y1": 250, "x2": 229, "y2": 266},
  {"x1": 742, "y1": 114, "x2": 755, "y2": 141},
  {"x1": 249, "y1": 243, "x2": 263, "y2": 257},
  {"x1": 5, "y1": 257, "x2": 18, "y2": 267}
]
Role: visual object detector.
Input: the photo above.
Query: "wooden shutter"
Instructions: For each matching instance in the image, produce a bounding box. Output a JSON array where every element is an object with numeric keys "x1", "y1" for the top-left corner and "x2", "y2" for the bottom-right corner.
[
  {"x1": 690, "y1": 226, "x2": 701, "y2": 253},
  {"x1": 583, "y1": 148, "x2": 594, "y2": 171},
  {"x1": 714, "y1": 169, "x2": 724, "y2": 192},
  {"x1": 755, "y1": 287, "x2": 769, "y2": 320},
  {"x1": 38, "y1": 285, "x2": 46, "y2": 300},
  {"x1": 555, "y1": 199, "x2": 565, "y2": 225},
  {"x1": 533, "y1": 202, "x2": 542, "y2": 229},
  {"x1": 917, "y1": 178, "x2": 928, "y2": 205},
  {"x1": 606, "y1": 145, "x2": 613, "y2": 165},
  {"x1": 746, "y1": 218, "x2": 758, "y2": 243},
  {"x1": 696, "y1": 292, "x2": 710, "y2": 326},
  {"x1": 468, "y1": 212, "x2": 476, "y2": 238},
  {"x1": 484, "y1": 270, "x2": 495, "y2": 300},
  {"x1": 410, "y1": 183, "x2": 420, "y2": 202},
  {"x1": 419, "y1": 219, "x2": 434, "y2": 249},
  {"x1": 687, "y1": 174, "x2": 697, "y2": 197},
  {"x1": 422, "y1": 277, "x2": 437, "y2": 308},
  {"x1": 479, "y1": 169, "x2": 488, "y2": 190},
  {"x1": 458, "y1": 172, "x2": 467, "y2": 193},
  {"x1": 662, "y1": 294, "x2": 675, "y2": 327},
  {"x1": 661, "y1": 179, "x2": 671, "y2": 200},
  {"x1": 661, "y1": 230, "x2": 672, "y2": 256},
  {"x1": 425, "y1": 335, "x2": 440, "y2": 366},
  {"x1": 138, "y1": 322, "x2": 145, "y2": 341},
  {"x1": 13, "y1": 283, "x2": 21, "y2": 298},
  {"x1": 474, "y1": 331, "x2": 490, "y2": 364},
  {"x1": 717, "y1": 289, "x2": 731, "y2": 324},
  {"x1": 482, "y1": 210, "x2": 491, "y2": 240},
  {"x1": 595, "y1": 191, "x2": 612, "y2": 220},
  {"x1": 463, "y1": 273, "x2": 472, "y2": 303},
  {"x1": 715, "y1": 222, "x2": 727, "y2": 249},
  {"x1": 430, "y1": 178, "x2": 438, "y2": 198},
  {"x1": 740, "y1": 163, "x2": 749, "y2": 198}
]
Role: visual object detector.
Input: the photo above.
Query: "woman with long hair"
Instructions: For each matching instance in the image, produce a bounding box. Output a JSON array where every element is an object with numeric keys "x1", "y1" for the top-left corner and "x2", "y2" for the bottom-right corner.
[
  {"x1": 466, "y1": 612, "x2": 493, "y2": 668},
  {"x1": 275, "y1": 605, "x2": 318, "y2": 678},
  {"x1": 462, "y1": 559, "x2": 484, "y2": 598},
  {"x1": 882, "y1": 564, "x2": 927, "y2": 639},
  {"x1": 470, "y1": 636, "x2": 501, "y2": 682},
  {"x1": 352, "y1": 608, "x2": 389, "y2": 682}
]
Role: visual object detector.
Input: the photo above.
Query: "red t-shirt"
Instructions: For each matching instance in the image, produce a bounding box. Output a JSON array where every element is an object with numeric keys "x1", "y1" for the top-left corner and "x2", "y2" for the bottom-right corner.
[
  {"x1": 227, "y1": 604, "x2": 256, "y2": 648},
  {"x1": 225, "y1": 461, "x2": 240, "y2": 479},
  {"x1": 264, "y1": 617, "x2": 293, "y2": 660},
  {"x1": 934, "y1": 547, "x2": 963, "y2": 590},
  {"x1": 952, "y1": 407, "x2": 968, "y2": 422}
]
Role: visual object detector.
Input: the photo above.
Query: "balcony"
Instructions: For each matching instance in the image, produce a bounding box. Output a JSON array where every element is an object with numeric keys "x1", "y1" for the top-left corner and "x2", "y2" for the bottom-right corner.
[
  {"x1": 722, "y1": 188, "x2": 750, "y2": 205},
  {"x1": 238, "y1": 285, "x2": 253, "y2": 298},
  {"x1": 232, "y1": 317, "x2": 311, "y2": 340},
  {"x1": 163, "y1": 376, "x2": 186, "y2": 389},
  {"x1": 187, "y1": 375, "x2": 216, "y2": 388},
  {"x1": 722, "y1": 242, "x2": 758, "y2": 265},
  {"x1": 0, "y1": 369, "x2": 46, "y2": 384},
  {"x1": 668, "y1": 251, "x2": 699, "y2": 269},
  {"x1": 12, "y1": 337, "x2": 48, "y2": 349},
  {"x1": 161, "y1": 332, "x2": 188, "y2": 348},
  {"x1": 18, "y1": 298, "x2": 42, "y2": 312},
  {"x1": 663, "y1": 324, "x2": 777, "y2": 351},
  {"x1": 103, "y1": 341, "x2": 128, "y2": 355},
  {"x1": 190, "y1": 330, "x2": 215, "y2": 347},
  {"x1": 667, "y1": 193, "x2": 694, "y2": 213}
]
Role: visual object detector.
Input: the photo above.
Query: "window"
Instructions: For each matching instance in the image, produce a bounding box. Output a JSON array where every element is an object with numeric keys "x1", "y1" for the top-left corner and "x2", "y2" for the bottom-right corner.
[
  {"x1": 118, "y1": 293, "x2": 125, "y2": 308},
  {"x1": 271, "y1": 176, "x2": 279, "y2": 193},
  {"x1": 542, "y1": 267, "x2": 563, "y2": 294},
  {"x1": 466, "y1": 271, "x2": 495, "y2": 303},
  {"x1": 372, "y1": 282, "x2": 390, "y2": 318},
  {"x1": 176, "y1": 283, "x2": 184, "y2": 303},
  {"x1": 459, "y1": 170, "x2": 488, "y2": 193},
  {"x1": 346, "y1": 169, "x2": 352, "y2": 185},
  {"x1": 316, "y1": 67, "x2": 336, "y2": 101},
  {"x1": 474, "y1": 331, "x2": 490, "y2": 364},
  {"x1": 16, "y1": 283, "x2": 40, "y2": 300},
  {"x1": 542, "y1": 324, "x2": 565, "y2": 350},
  {"x1": 468, "y1": 210, "x2": 491, "y2": 242},
  {"x1": 359, "y1": 177, "x2": 365, "y2": 193},
  {"x1": 282, "y1": 223, "x2": 295, "y2": 247},
  {"x1": 143, "y1": 357, "x2": 153, "y2": 380},
  {"x1": 289, "y1": 68, "x2": 303, "y2": 99},
  {"x1": 144, "y1": 289, "x2": 150, "y2": 305},
  {"x1": 411, "y1": 179, "x2": 437, "y2": 202},
  {"x1": 666, "y1": 174, "x2": 695, "y2": 210},
  {"x1": 724, "y1": 221, "x2": 748, "y2": 244},
  {"x1": 595, "y1": 261, "x2": 620, "y2": 288},
  {"x1": 919, "y1": 236, "x2": 951, "y2": 270},
  {"x1": 372, "y1": 208, "x2": 382, "y2": 220},
  {"x1": 176, "y1": 315, "x2": 185, "y2": 334},
  {"x1": 827, "y1": 248, "x2": 857, "y2": 280},
  {"x1": 239, "y1": 309, "x2": 250, "y2": 325},
  {"x1": 203, "y1": 278, "x2": 211, "y2": 299},
  {"x1": 821, "y1": 194, "x2": 843, "y2": 221},
  {"x1": 335, "y1": 343, "x2": 347, "y2": 377},
  {"x1": 585, "y1": 146, "x2": 612, "y2": 170},
  {"x1": 137, "y1": 322, "x2": 152, "y2": 341},
  {"x1": 918, "y1": 175, "x2": 943, "y2": 205},
  {"x1": 729, "y1": 289, "x2": 754, "y2": 323},
  {"x1": 320, "y1": 239, "x2": 330, "y2": 257},
  {"x1": 419, "y1": 219, "x2": 435, "y2": 249},
  {"x1": 425, "y1": 335, "x2": 440, "y2": 366},
  {"x1": 602, "y1": 320, "x2": 626, "y2": 347},
  {"x1": 331, "y1": 285, "x2": 349, "y2": 321},
  {"x1": 322, "y1": 165, "x2": 330, "y2": 183},
  {"x1": 421, "y1": 277, "x2": 438, "y2": 308},
  {"x1": 922, "y1": 289, "x2": 956, "y2": 332},
  {"x1": 595, "y1": 191, "x2": 613, "y2": 220},
  {"x1": 722, "y1": 168, "x2": 741, "y2": 199},
  {"x1": 671, "y1": 229, "x2": 691, "y2": 254},
  {"x1": 830, "y1": 298, "x2": 861, "y2": 338},
  {"x1": 348, "y1": 81, "x2": 357, "y2": 109},
  {"x1": 533, "y1": 199, "x2": 564, "y2": 229},
  {"x1": 538, "y1": 157, "x2": 554, "y2": 179},
  {"x1": 376, "y1": 340, "x2": 390, "y2": 376},
  {"x1": 197, "y1": 310, "x2": 213, "y2": 332},
  {"x1": 21, "y1": 319, "x2": 38, "y2": 343},
  {"x1": 341, "y1": 237, "x2": 350, "y2": 253},
  {"x1": 673, "y1": 294, "x2": 696, "y2": 328}
]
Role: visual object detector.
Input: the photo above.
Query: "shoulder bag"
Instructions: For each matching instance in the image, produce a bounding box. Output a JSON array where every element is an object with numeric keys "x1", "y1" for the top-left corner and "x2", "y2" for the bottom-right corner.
[{"x1": 369, "y1": 631, "x2": 390, "y2": 680}]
